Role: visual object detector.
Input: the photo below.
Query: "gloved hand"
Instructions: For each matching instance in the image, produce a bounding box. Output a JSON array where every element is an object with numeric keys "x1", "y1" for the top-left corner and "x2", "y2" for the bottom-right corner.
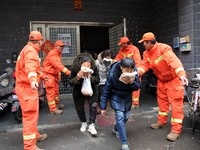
[
  {"x1": 31, "y1": 81, "x2": 38, "y2": 90},
  {"x1": 180, "y1": 76, "x2": 188, "y2": 86},
  {"x1": 40, "y1": 73, "x2": 49, "y2": 81}
]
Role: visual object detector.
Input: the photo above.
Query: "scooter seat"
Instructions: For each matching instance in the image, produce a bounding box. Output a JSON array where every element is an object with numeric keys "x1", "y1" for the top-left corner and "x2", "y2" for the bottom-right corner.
[{"x1": 191, "y1": 77, "x2": 200, "y2": 82}]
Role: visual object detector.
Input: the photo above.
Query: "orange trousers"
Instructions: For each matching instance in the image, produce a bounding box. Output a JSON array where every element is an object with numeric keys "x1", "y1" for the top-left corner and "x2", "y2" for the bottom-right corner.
[
  {"x1": 44, "y1": 75, "x2": 60, "y2": 112},
  {"x1": 132, "y1": 77, "x2": 141, "y2": 105},
  {"x1": 132, "y1": 89, "x2": 140, "y2": 105},
  {"x1": 16, "y1": 85, "x2": 41, "y2": 150},
  {"x1": 157, "y1": 77, "x2": 184, "y2": 134}
]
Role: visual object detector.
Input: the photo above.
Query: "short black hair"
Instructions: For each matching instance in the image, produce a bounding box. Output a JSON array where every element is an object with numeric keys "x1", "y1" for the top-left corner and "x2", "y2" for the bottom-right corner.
[
  {"x1": 78, "y1": 55, "x2": 92, "y2": 65},
  {"x1": 101, "y1": 49, "x2": 113, "y2": 59},
  {"x1": 120, "y1": 57, "x2": 135, "y2": 69}
]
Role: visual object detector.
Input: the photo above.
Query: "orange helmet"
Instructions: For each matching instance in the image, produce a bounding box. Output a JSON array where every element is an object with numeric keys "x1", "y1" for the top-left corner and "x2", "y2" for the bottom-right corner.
[
  {"x1": 55, "y1": 40, "x2": 65, "y2": 47},
  {"x1": 29, "y1": 31, "x2": 43, "y2": 41},
  {"x1": 118, "y1": 37, "x2": 130, "y2": 45},
  {"x1": 138, "y1": 32, "x2": 155, "y2": 43}
]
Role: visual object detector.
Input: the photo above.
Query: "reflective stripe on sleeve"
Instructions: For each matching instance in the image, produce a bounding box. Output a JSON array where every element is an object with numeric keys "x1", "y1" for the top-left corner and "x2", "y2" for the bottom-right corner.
[
  {"x1": 175, "y1": 68, "x2": 184, "y2": 74},
  {"x1": 17, "y1": 55, "x2": 21, "y2": 60},
  {"x1": 62, "y1": 68, "x2": 68, "y2": 73},
  {"x1": 28, "y1": 72, "x2": 37, "y2": 79}
]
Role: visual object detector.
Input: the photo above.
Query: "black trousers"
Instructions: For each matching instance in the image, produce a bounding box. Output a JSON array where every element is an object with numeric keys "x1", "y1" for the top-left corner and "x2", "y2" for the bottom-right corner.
[{"x1": 73, "y1": 95, "x2": 97, "y2": 124}]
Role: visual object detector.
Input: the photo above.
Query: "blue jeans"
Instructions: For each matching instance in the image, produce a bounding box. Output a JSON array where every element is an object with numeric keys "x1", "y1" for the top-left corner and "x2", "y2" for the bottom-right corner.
[{"x1": 114, "y1": 110, "x2": 130, "y2": 144}]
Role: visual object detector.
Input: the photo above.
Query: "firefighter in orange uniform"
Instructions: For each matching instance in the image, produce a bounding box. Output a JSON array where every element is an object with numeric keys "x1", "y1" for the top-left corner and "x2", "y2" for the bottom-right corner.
[
  {"x1": 114, "y1": 36, "x2": 141, "y2": 108},
  {"x1": 42, "y1": 40, "x2": 71, "y2": 115},
  {"x1": 15, "y1": 31, "x2": 47, "y2": 150},
  {"x1": 137, "y1": 32, "x2": 188, "y2": 141}
]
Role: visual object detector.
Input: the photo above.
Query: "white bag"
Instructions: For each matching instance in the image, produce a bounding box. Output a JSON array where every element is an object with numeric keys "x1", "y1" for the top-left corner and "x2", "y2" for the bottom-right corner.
[{"x1": 81, "y1": 77, "x2": 93, "y2": 96}]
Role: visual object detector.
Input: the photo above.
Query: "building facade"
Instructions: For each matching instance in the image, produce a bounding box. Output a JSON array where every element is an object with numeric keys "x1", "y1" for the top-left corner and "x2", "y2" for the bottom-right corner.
[{"x1": 0, "y1": 0, "x2": 199, "y2": 93}]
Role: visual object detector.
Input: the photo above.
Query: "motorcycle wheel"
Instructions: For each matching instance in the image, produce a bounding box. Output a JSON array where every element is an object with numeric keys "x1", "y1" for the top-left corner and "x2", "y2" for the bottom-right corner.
[{"x1": 13, "y1": 106, "x2": 22, "y2": 122}]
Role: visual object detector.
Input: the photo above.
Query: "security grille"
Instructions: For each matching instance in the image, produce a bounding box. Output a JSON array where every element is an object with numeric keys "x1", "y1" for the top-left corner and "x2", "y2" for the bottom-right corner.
[
  {"x1": 109, "y1": 23, "x2": 124, "y2": 56},
  {"x1": 31, "y1": 23, "x2": 80, "y2": 94},
  {"x1": 48, "y1": 26, "x2": 78, "y2": 58}
]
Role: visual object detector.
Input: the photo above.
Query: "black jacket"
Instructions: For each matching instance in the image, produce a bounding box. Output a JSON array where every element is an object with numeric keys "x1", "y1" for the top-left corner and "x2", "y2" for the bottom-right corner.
[
  {"x1": 69, "y1": 53, "x2": 100, "y2": 103},
  {"x1": 100, "y1": 61, "x2": 140, "y2": 111}
]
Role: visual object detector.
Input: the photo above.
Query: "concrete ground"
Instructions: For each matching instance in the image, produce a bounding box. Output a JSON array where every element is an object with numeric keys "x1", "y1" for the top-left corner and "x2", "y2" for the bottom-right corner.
[{"x1": 0, "y1": 90, "x2": 200, "y2": 150}]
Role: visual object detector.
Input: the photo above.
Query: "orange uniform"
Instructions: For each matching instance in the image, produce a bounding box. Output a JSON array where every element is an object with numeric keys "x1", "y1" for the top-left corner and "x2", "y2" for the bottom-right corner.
[
  {"x1": 115, "y1": 43, "x2": 141, "y2": 106},
  {"x1": 15, "y1": 42, "x2": 43, "y2": 150},
  {"x1": 137, "y1": 42, "x2": 186, "y2": 134},
  {"x1": 42, "y1": 47, "x2": 70, "y2": 112}
]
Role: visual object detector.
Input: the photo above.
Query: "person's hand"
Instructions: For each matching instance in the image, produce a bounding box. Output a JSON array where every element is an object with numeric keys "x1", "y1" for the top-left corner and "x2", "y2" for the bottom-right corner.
[
  {"x1": 44, "y1": 76, "x2": 49, "y2": 81},
  {"x1": 180, "y1": 76, "x2": 188, "y2": 86},
  {"x1": 65, "y1": 70, "x2": 71, "y2": 76},
  {"x1": 101, "y1": 110, "x2": 107, "y2": 116},
  {"x1": 31, "y1": 81, "x2": 38, "y2": 90},
  {"x1": 77, "y1": 70, "x2": 83, "y2": 80},
  {"x1": 83, "y1": 72, "x2": 90, "y2": 78}
]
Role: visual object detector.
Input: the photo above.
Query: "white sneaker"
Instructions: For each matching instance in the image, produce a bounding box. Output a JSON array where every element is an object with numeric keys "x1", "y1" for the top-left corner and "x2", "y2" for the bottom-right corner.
[
  {"x1": 80, "y1": 122, "x2": 88, "y2": 132},
  {"x1": 88, "y1": 123, "x2": 97, "y2": 135}
]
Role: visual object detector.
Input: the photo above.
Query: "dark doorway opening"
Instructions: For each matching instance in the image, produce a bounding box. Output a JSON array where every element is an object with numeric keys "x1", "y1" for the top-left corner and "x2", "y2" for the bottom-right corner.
[{"x1": 80, "y1": 26, "x2": 110, "y2": 59}]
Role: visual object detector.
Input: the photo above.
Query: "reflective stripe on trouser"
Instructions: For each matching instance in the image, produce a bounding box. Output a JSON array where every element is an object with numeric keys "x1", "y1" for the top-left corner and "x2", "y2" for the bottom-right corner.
[
  {"x1": 157, "y1": 78, "x2": 184, "y2": 133},
  {"x1": 132, "y1": 89, "x2": 140, "y2": 105},
  {"x1": 44, "y1": 75, "x2": 59, "y2": 111},
  {"x1": 15, "y1": 86, "x2": 40, "y2": 150}
]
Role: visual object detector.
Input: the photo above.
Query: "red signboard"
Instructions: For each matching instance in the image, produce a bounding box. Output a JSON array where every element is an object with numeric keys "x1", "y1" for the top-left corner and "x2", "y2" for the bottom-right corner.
[{"x1": 74, "y1": 0, "x2": 82, "y2": 11}]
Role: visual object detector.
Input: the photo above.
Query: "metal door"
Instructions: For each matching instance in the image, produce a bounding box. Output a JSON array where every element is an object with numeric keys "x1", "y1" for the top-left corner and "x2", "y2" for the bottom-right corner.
[
  {"x1": 109, "y1": 18, "x2": 126, "y2": 56},
  {"x1": 31, "y1": 23, "x2": 80, "y2": 94},
  {"x1": 31, "y1": 23, "x2": 80, "y2": 66}
]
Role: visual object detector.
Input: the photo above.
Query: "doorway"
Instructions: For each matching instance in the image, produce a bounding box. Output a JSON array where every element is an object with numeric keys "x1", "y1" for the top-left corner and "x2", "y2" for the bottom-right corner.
[
  {"x1": 80, "y1": 26, "x2": 110, "y2": 59},
  {"x1": 30, "y1": 21, "x2": 124, "y2": 94}
]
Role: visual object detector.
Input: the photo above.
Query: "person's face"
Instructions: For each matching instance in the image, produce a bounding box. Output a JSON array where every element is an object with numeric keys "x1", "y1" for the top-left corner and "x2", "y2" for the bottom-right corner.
[
  {"x1": 38, "y1": 40, "x2": 43, "y2": 48},
  {"x1": 81, "y1": 61, "x2": 91, "y2": 68},
  {"x1": 59, "y1": 45, "x2": 65, "y2": 52},
  {"x1": 143, "y1": 41, "x2": 153, "y2": 51},
  {"x1": 121, "y1": 67, "x2": 133, "y2": 73},
  {"x1": 121, "y1": 43, "x2": 129, "y2": 48}
]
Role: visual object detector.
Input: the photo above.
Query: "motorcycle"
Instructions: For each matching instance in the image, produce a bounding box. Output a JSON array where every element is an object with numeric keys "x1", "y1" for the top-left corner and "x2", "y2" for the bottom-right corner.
[{"x1": 0, "y1": 67, "x2": 22, "y2": 122}]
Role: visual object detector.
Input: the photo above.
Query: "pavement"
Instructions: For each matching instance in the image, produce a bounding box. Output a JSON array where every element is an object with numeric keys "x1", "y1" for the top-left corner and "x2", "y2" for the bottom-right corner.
[{"x1": 0, "y1": 89, "x2": 200, "y2": 150}]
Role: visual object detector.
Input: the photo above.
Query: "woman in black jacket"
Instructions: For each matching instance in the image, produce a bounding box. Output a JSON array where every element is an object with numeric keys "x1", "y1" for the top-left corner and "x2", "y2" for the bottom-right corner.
[{"x1": 69, "y1": 53, "x2": 100, "y2": 136}]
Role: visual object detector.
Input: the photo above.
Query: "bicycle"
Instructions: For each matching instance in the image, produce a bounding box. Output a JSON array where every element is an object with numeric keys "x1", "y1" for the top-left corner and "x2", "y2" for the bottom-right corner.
[{"x1": 185, "y1": 67, "x2": 200, "y2": 132}]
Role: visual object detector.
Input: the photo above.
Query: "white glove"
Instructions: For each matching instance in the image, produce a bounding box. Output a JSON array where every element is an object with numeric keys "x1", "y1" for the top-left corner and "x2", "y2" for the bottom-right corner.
[
  {"x1": 31, "y1": 81, "x2": 39, "y2": 90},
  {"x1": 180, "y1": 76, "x2": 188, "y2": 86}
]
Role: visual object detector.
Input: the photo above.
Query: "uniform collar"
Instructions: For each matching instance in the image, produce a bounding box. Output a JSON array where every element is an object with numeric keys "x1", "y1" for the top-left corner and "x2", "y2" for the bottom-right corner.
[{"x1": 27, "y1": 42, "x2": 41, "y2": 52}]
